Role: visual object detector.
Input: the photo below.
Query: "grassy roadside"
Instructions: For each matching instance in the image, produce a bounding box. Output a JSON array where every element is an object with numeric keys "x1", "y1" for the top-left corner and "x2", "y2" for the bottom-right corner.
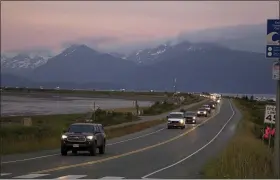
[
  {"x1": 0, "y1": 108, "x2": 140, "y2": 155},
  {"x1": 1, "y1": 88, "x2": 172, "y2": 97},
  {"x1": 0, "y1": 118, "x2": 165, "y2": 155},
  {"x1": 0, "y1": 96, "x2": 203, "y2": 155},
  {"x1": 202, "y1": 98, "x2": 275, "y2": 179},
  {"x1": 142, "y1": 94, "x2": 204, "y2": 115}
]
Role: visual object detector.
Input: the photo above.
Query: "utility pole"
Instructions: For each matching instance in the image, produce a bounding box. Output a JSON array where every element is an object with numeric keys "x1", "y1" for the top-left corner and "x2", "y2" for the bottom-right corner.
[
  {"x1": 135, "y1": 100, "x2": 139, "y2": 116},
  {"x1": 93, "y1": 101, "x2": 96, "y2": 121},
  {"x1": 173, "y1": 77, "x2": 177, "y2": 93},
  {"x1": 274, "y1": 5, "x2": 280, "y2": 179},
  {"x1": 274, "y1": 3, "x2": 280, "y2": 177}
]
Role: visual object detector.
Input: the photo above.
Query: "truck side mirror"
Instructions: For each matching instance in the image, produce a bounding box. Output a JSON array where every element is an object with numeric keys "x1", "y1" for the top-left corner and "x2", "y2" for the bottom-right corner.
[
  {"x1": 62, "y1": 129, "x2": 67, "y2": 133},
  {"x1": 166, "y1": 116, "x2": 169, "y2": 118}
]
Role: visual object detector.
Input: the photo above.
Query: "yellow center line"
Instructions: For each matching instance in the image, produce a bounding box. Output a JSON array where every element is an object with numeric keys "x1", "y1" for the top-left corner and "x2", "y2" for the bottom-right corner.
[{"x1": 32, "y1": 102, "x2": 223, "y2": 174}]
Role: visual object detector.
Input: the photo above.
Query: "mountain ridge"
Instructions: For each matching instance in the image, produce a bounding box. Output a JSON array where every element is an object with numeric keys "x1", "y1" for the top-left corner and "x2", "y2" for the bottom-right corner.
[{"x1": 1, "y1": 42, "x2": 275, "y2": 94}]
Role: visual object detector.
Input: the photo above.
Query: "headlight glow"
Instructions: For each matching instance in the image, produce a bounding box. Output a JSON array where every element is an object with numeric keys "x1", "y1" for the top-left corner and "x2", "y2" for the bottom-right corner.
[
  {"x1": 193, "y1": 116, "x2": 196, "y2": 119},
  {"x1": 86, "y1": 135, "x2": 94, "y2": 140},
  {"x1": 197, "y1": 111, "x2": 200, "y2": 113},
  {"x1": 61, "y1": 135, "x2": 67, "y2": 139},
  {"x1": 180, "y1": 119, "x2": 184, "y2": 124},
  {"x1": 204, "y1": 111, "x2": 206, "y2": 114}
]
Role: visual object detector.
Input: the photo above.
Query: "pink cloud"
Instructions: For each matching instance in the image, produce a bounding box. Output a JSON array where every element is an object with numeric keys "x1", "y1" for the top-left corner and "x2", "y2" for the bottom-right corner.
[{"x1": 1, "y1": 1, "x2": 277, "y2": 52}]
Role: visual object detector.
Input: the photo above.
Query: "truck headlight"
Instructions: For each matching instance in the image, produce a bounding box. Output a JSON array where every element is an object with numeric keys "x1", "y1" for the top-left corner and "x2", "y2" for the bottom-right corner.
[
  {"x1": 193, "y1": 116, "x2": 196, "y2": 119},
  {"x1": 61, "y1": 135, "x2": 67, "y2": 139},
  {"x1": 197, "y1": 111, "x2": 200, "y2": 113},
  {"x1": 204, "y1": 111, "x2": 206, "y2": 114},
  {"x1": 86, "y1": 136, "x2": 94, "y2": 140},
  {"x1": 180, "y1": 120, "x2": 184, "y2": 124}
]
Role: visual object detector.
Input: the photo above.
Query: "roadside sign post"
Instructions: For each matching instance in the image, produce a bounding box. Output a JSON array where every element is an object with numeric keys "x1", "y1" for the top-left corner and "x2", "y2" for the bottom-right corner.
[
  {"x1": 264, "y1": 105, "x2": 276, "y2": 146},
  {"x1": 267, "y1": 19, "x2": 280, "y2": 178},
  {"x1": 273, "y1": 62, "x2": 280, "y2": 80}
]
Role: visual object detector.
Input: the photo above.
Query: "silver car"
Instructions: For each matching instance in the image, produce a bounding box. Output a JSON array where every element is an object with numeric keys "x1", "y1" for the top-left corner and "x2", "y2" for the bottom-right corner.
[{"x1": 167, "y1": 112, "x2": 186, "y2": 129}]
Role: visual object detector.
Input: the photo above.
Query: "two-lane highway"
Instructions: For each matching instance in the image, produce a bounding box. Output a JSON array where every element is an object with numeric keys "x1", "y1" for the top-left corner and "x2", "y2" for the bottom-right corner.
[{"x1": 1, "y1": 99, "x2": 241, "y2": 179}]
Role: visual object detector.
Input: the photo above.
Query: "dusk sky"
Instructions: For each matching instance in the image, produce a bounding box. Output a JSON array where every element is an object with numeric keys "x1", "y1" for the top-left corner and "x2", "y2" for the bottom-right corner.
[{"x1": 1, "y1": 1, "x2": 278, "y2": 54}]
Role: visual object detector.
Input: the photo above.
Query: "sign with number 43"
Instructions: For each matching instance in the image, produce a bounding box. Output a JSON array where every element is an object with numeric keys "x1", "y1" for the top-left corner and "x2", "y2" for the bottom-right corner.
[{"x1": 264, "y1": 105, "x2": 276, "y2": 124}]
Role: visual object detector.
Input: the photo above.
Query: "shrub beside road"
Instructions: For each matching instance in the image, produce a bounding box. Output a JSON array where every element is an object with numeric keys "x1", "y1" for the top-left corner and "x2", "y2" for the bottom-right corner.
[
  {"x1": 203, "y1": 98, "x2": 275, "y2": 179},
  {"x1": 0, "y1": 94, "x2": 204, "y2": 155},
  {"x1": 0, "y1": 109, "x2": 139, "y2": 154},
  {"x1": 142, "y1": 94, "x2": 203, "y2": 115}
]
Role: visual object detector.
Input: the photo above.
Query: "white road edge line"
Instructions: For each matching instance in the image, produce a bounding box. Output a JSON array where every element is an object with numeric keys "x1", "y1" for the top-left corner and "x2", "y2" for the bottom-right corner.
[
  {"x1": 99, "y1": 176, "x2": 125, "y2": 179},
  {"x1": 54, "y1": 175, "x2": 88, "y2": 179},
  {"x1": 2, "y1": 127, "x2": 166, "y2": 164},
  {"x1": 0, "y1": 173, "x2": 12, "y2": 176},
  {"x1": 141, "y1": 99, "x2": 234, "y2": 179},
  {"x1": 2, "y1": 154, "x2": 61, "y2": 164},
  {"x1": 2, "y1": 100, "x2": 215, "y2": 164},
  {"x1": 12, "y1": 173, "x2": 50, "y2": 179}
]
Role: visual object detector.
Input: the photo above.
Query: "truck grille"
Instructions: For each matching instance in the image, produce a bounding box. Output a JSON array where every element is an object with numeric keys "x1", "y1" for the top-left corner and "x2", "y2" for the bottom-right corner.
[{"x1": 67, "y1": 135, "x2": 86, "y2": 142}]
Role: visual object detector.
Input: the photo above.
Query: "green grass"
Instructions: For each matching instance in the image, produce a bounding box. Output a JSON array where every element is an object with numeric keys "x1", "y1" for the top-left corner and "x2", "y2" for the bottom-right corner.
[
  {"x1": 0, "y1": 109, "x2": 140, "y2": 154},
  {"x1": 0, "y1": 118, "x2": 166, "y2": 155},
  {"x1": 142, "y1": 95, "x2": 203, "y2": 115},
  {"x1": 110, "y1": 107, "x2": 146, "y2": 113},
  {"x1": 202, "y1": 98, "x2": 276, "y2": 179},
  {"x1": 1, "y1": 87, "x2": 172, "y2": 97},
  {"x1": 0, "y1": 94, "x2": 203, "y2": 155},
  {"x1": 1, "y1": 87, "x2": 202, "y2": 100}
]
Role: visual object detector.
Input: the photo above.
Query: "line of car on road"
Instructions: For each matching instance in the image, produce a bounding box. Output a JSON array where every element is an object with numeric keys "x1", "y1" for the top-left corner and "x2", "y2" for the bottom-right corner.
[
  {"x1": 59, "y1": 98, "x2": 221, "y2": 156},
  {"x1": 166, "y1": 99, "x2": 220, "y2": 129}
]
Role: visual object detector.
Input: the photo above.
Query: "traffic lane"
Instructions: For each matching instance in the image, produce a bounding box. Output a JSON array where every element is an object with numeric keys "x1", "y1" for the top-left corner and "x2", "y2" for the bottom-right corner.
[
  {"x1": 146, "y1": 100, "x2": 241, "y2": 178},
  {"x1": 1, "y1": 121, "x2": 166, "y2": 164},
  {"x1": 0, "y1": 114, "x2": 213, "y2": 176},
  {"x1": 32, "y1": 102, "x2": 225, "y2": 178},
  {"x1": 1, "y1": 100, "x2": 207, "y2": 163}
]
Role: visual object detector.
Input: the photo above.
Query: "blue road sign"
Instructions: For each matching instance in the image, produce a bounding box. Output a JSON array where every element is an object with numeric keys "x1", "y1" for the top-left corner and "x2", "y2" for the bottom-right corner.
[{"x1": 267, "y1": 19, "x2": 280, "y2": 58}]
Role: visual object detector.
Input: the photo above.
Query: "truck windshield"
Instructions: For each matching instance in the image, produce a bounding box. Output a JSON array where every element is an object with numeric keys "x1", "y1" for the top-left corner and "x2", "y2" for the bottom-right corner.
[
  {"x1": 185, "y1": 112, "x2": 196, "y2": 116},
  {"x1": 68, "y1": 125, "x2": 93, "y2": 133},
  {"x1": 169, "y1": 114, "x2": 184, "y2": 118}
]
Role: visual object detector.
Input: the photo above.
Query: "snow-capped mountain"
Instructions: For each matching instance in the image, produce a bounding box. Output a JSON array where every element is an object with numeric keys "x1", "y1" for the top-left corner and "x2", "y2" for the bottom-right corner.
[
  {"x1": 1, "y1": 53, "x2": 50, "y2": 69},
  {"x1": 108, "y1": 52, "x2": 127, "y2": 60},
  {"x1": 124, "y1": 41, "x2": 215, "y2": 65},
  {"x1": 1, "y1": 42, "x2": 275, "y2": 94},
  {"x1": 124, "y1": 43, "x2": 171, "y2": 65}
]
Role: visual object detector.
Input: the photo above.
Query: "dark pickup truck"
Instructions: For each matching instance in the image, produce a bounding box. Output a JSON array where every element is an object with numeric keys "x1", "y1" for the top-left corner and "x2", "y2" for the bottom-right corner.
[
  {"x1": 61, "y1": 123, "x2": 106, "y2": 156},
  {"x1": 184, "y1": 111, "x2": 197, "y2": 124},
  {"x1": 208, "y1": 101, "x2": 216, "y2": 109}
]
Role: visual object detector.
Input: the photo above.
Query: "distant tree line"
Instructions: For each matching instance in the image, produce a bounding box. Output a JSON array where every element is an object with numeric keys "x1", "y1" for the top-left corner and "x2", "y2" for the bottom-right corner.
[{"x1": 242, "y1": 95, "x2": 254, "y2": 101}]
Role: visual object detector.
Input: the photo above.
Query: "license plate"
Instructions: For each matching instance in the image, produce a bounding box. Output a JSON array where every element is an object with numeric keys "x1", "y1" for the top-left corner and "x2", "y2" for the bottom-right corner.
[{"x1": 73, "y1": 144, "x2": 79, "y2": 147}]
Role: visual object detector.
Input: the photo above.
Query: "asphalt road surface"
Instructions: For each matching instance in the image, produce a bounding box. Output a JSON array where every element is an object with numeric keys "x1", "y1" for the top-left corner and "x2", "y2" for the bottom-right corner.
[{"x1": 0, "y1": 99, "x2": 241, "y2": 179}]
